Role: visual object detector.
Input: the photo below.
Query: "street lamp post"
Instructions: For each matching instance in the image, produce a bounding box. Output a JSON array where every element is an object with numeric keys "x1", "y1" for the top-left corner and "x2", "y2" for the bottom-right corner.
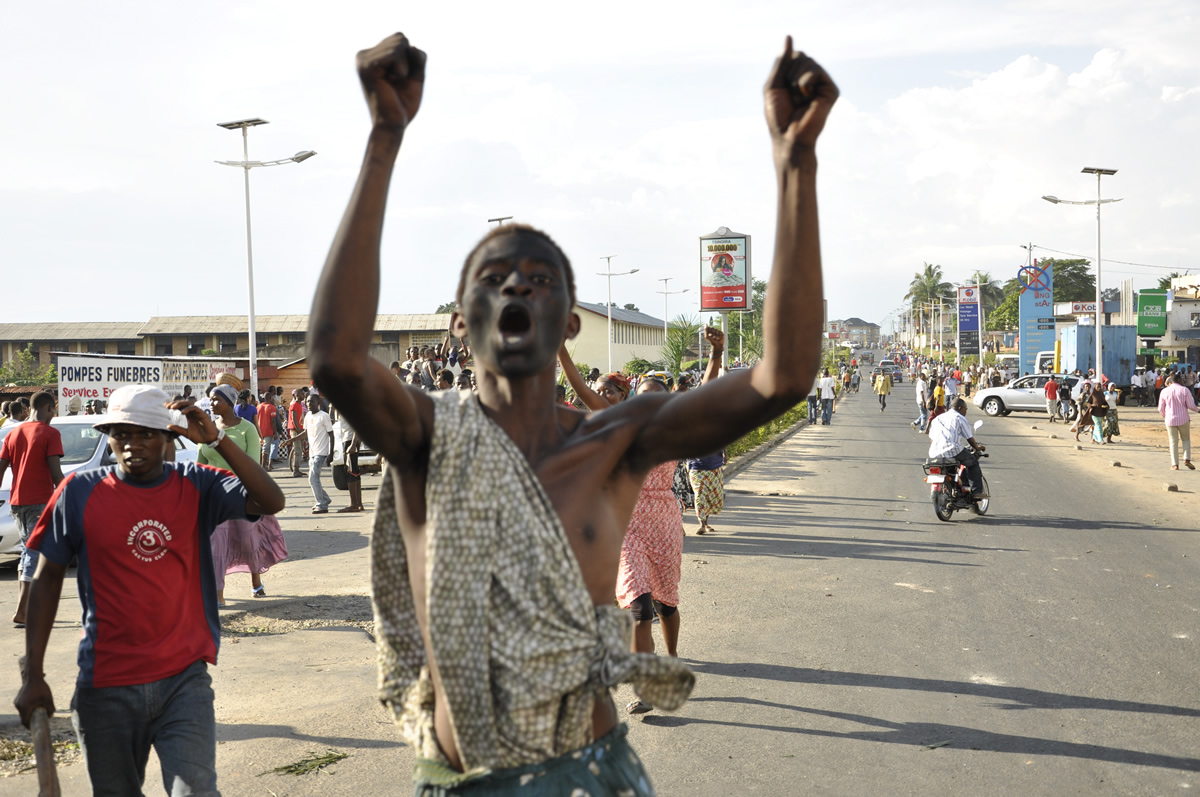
[
  {"x1": 597, "y1": 256, "x2": 639, "y2": 372},
  {"x1": 1043, "y1": 166, "x2": 1121, "y2": 379},
  {"x1": 488, "y1": 216, "x2": 513, "y2": 226},
  {"x1": 216, "y1": 118, "x2": 316, "y2": 400},
  {"x1": 655, "y1": 277, "x2": 688, "y2": 350}
]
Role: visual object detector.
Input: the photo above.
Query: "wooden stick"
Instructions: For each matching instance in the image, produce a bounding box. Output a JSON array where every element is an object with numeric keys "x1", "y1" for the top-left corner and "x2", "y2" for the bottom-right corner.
[
  {"x1": 30, "y1": 707, "x2": 61, "y2": 797},
  {"x1": 18, "y1": 656, "x2": 61, "y2": 797}
]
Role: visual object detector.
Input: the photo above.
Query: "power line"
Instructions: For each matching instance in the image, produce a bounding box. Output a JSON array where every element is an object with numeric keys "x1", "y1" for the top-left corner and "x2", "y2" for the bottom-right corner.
[{"x1": 1031, "y1": 244, "x2": 1191, "y2": 274}]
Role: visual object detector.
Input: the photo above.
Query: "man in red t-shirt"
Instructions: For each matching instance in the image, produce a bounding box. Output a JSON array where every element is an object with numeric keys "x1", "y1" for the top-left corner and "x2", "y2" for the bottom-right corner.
[
  {"x1": 287, "y1": 389, "x2": 307, "y2": 477},
  {"x1": 14, "y1": 385, "x2": 285, "y2": 795},
  {"x1": 1045, "y1": 375, "x2": 1060, "y2": 423},
  {"x1": 256, "y1": 394, "x2": 279, "y2": 470},
  {"x1": 0, "y1": 391, "x2": 64, "y2": 625}
]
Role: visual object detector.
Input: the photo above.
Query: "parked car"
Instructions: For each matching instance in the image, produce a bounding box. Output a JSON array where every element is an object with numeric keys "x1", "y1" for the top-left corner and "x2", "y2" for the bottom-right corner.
[
  {"x1": 0, "y1": 416, "x2": 199, "y2": 556},
  {"x1": 972, "y1": 374, "x2": 1081, "y2": 419}
]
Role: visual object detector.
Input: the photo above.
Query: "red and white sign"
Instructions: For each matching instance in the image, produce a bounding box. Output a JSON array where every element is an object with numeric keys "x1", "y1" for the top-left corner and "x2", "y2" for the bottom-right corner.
[{"x1": 958, "y1": 287, "x2": 978, "y2": 303}]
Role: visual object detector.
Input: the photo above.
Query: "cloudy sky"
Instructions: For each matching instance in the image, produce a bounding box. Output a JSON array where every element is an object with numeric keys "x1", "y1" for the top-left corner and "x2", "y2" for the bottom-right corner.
[{"x1": 4, "y1": 0, "x2": 1197, "y2": 332}]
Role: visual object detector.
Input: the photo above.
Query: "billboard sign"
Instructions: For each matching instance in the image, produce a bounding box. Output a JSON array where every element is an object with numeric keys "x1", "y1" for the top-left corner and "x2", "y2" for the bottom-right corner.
[
  {"x1": 957, "y1": 300, "x2": 980, "y2": 358},
  {"x1": 1017, "y1": 260, "x2": 1054, "y2": 377},
  {"x1": 699, "y1": 227, "x2": 750, "y2": 312},
  {"x1": 161, "y1": 360, "x2": 238, "y2": 398},
  {"x1": 58, "y1": 357, "x2": 163, "y2": 414},
  {"x1": 56, "y1": 356, "x2": 238, "y2": 416},
  {"x1": 1136, "y1": 290, "x2": 1168, "y2": 338},
  {"x1": 957, "y1": 286, "x2": 978, "y2": 304}
]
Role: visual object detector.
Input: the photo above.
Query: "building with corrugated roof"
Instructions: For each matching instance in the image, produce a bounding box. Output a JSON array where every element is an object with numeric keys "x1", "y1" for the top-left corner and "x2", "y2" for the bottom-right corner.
[{"x1": 1, "y1": 305, "x2": 669, "y2": 375}]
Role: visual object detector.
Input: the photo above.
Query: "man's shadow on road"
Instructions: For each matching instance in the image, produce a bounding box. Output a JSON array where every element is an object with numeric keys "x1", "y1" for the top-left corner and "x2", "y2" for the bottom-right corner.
[{"x1": 644, "y1": 663, "x2": 1200, "y2": 771}]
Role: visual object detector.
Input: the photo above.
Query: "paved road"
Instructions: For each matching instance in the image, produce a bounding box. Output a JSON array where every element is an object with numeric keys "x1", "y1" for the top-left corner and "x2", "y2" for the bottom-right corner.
[
  {"x1": 628, "y1": 372, "x2": 1199, "y2": 796},
  {"x1": 2, "y1": 376, "x2": 1197, "y2": 795}
]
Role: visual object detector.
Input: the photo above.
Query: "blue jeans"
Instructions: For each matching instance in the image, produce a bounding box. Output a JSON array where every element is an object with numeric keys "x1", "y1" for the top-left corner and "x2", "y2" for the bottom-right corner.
[
  {"x1": 309, "y1": 454, "x2": 331, "y2": 510},
  {"x1": 914, "y1": 403, "x2": 929, "y2": 431},
  {"x1": 71, "y1": 660, "x2": 219, "y2": 796},
  {"x1": 13, "y1": 503, "x2": 46, "y2": 583},
  {"x1": 820, "y1": 398, "x2": 833, "y2": 425},
  {"x1": 806, "y1": 396, "x2": 819, "y2": 423}
]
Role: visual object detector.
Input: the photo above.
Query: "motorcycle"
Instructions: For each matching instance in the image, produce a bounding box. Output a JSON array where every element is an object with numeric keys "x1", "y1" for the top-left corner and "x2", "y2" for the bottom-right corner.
[{"x1": 922, "y1": 420, "x2": 990, "y2": 522}]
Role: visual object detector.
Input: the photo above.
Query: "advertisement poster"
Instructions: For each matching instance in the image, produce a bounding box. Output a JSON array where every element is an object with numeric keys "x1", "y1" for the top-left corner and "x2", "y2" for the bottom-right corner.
[
  {"x1": 58, "y1": 357, "x2": 163, "y2": 414},
  {"x1": 957, "y1": 287, "x2": 980, "y2": 358},
  {"x1": 1136, "y1": 290, "x2": 1168, "y2": 338},
  {"x1": 161, "y1": 360, "x2": 237, "y2": 398},
  {"x1": 698, "y1": 228, "x2": 751, "y2": 312},
  {"x1": 57, "y1": 356, "x2": 238, "y2": 415},
  {"x1": 1017, "y1": 260, "x2": 1054, "y2": 377}
]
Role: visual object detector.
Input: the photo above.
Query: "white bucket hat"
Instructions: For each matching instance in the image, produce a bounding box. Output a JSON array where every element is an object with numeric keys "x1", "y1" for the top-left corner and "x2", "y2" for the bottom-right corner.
[{"x1": 94, "y1": 385, "x2": 174, "y2": 433}]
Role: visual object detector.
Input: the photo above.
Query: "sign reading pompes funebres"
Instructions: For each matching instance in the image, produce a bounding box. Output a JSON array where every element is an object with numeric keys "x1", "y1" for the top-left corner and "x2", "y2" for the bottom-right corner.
[{"x1": 698, "y1": 226, "x2": 751, "y2": 312}]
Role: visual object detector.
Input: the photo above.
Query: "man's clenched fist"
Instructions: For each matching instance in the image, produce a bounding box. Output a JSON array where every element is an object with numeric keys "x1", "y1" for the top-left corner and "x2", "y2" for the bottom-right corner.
[{"x1": 357, "y1": 33, "x2": 426, "y2": 131}]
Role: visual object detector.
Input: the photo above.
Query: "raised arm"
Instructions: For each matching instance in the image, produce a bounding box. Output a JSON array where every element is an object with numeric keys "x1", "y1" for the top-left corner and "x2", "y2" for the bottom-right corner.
[
  {"x1": 626, "y1": 38, "x2": 837, "y2": 465},
  {"x1": 170, "y1": 404, "x2": 286, "y2": 516},
  {"x1": 558, "y1": 343, "x2": 610, "y2": 412},
  {"x1": 701, "y1": 326, "x2": 724, "y2": 386},
  {"x1": 306, "y1": 34, "x2": 433, "y2": 465}
]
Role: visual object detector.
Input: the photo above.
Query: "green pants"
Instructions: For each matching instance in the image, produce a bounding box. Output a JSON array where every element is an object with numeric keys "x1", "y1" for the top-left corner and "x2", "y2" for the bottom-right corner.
[{"x1": 413, "y1": 723, "x2": 654, "y2": 796}]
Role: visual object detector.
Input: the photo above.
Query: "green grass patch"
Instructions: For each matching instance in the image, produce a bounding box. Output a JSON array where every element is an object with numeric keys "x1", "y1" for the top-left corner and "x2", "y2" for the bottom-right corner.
[
  {"x1": 260, "y1": 749, "x2": 348, "y2": 776},
  {"x1": 726, "y1": 403, "x2": 807, "y2": 461}
]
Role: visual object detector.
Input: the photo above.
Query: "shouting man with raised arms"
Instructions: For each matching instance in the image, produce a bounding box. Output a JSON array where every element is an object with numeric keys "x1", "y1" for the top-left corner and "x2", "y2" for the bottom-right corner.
[{"x1": 308, "y1": 32, "x2": 837, "y2": 796}]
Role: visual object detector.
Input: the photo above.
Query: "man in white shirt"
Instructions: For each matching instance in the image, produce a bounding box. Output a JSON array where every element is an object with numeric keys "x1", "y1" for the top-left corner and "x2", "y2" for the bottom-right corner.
[
  {"x1": 911, "y1": 372, "x2": 929, "y2": 432},
  {"x1": 818, "y1": 368, "x2": 837, "y2": 425},
  {"x1": 1130, "y1": 370, "x2": 1144, "y2": 407},
  {"x1": 302, "y1": 394, "x2": 335, "y2": 514},
  {"x1": 927, "y1": 398, "x2": 987, "y2": 498}
]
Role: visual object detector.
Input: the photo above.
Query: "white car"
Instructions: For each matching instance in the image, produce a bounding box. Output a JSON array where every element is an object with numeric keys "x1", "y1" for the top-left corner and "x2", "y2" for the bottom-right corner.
[
  {"x1": 0, "y1": 416, "x2": 199, "y2": 557},
  {"x1": 972, "y1": 374, "x2": 1081, "y2": 419}
]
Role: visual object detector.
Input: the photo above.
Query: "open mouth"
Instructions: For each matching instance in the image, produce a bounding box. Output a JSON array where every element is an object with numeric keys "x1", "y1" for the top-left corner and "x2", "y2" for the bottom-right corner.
[{"x1": 498, "y1": 304, "x2": 533, "y2": 344}]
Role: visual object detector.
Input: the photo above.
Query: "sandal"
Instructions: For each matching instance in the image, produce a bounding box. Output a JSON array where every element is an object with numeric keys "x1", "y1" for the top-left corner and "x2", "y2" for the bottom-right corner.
[
  {"x1": 626, "y1": 700, "x2": 653, "y2": 715},
  {"x1": 337, "y1": 505, "x2": 364, "y2": 513},
  {"x1": 252, "y1": 585, "x2": 267, "y2": 598},
  {"x1": 1186, "y1": 462, "x2": 1196, "y2": 470},
  {"x1": 312, "y1": 507, "x2": 329, "y2": 514}
]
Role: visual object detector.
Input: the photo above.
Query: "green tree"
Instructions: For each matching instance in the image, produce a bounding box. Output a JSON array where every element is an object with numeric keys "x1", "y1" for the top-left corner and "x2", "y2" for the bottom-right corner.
[
  {"x1": 718, "y1": 279, "x2": 767, "y2": 362},
  {"x1": 661, "y1": 314, "x2": 701, "y2": 376},
  {"x1": 623, "y1": 356, "x2": 665, "y2": 375},
  {"x1": 0, "y1": 345, "x2": 57, "y2": 386},
  {"x1": 1158, "y1": 271, "x2": 1190, "y2": 290},
  {"x1": 435, "y1": 301, "x2": 458, "y2": 314},
  {"x1": 623, "y1": 303, "x2": 640, "y2": 312}
]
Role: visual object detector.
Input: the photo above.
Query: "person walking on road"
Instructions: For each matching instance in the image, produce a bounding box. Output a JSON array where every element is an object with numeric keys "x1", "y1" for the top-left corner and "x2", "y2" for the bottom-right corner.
[
  {"x1": 0, "y1": 391, "x2": 63, "y2": 626},
  {"x1": 1158, "y1": 374, "x2": 1200, "y2": 470},
  {"x1": 301, "y1": 394, "x2": 334, "y2": 513},
  {"x1": 13, "y1": 386, "x2": 284, "y2": 796},
  {"x1": 911, "y1": 371, "x2": 929, "y2": 431},
  {"x1": 874, "y1": 367, "x2": 892, "y2": 412},
  {"x1": 199, "y1": 384, "x2": 288, "y2": 603},
  {"x1": 807, "y1": 378, "x2": 819, "y2": 424},
  {"x1": 819, "y1": 368, "x2": 837, "y2": 425},
  {"x1": 1045, "y1": 375, "x2": 1061, "y2": 423}
]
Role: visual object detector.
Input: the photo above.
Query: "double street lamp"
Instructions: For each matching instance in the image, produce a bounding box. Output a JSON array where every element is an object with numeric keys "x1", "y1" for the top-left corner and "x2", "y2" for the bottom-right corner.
[
  {"x1": 1042, "y1": 167, "x2": 1121, "y2": 380},
  {"x1": 655, "y1": 277, "x2": 689, "y2": 347},
  {"x1": 216, "y1": 118, "x2": 316, "y2": 399},
  {"x1": 597, "y1": 256, "x2": 639, "y2": 372}
]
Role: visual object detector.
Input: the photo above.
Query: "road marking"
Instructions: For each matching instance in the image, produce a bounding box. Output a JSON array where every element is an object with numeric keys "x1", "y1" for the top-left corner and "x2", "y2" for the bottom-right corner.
[
  {"x1": 969, "y1": 674, "x2": 1006, "y2": 686},
  {"x1": 894, "y1": 582, "x2": 936, "y2": 593}
]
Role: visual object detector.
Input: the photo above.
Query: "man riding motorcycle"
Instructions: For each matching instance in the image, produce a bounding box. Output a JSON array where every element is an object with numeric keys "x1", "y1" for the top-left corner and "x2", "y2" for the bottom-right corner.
[{"x1": 927, "y1": 397, "x2": 987, "y2": 500}]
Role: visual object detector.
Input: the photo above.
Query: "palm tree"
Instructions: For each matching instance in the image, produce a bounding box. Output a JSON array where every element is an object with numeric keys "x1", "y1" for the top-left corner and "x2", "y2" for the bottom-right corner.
[
  {"x1": 905, "y1": 263, "x2": 953, "y2": 332},
  {"x1": 964, "y1": 270, "x2": 1004, "y2": 315},
  {"x1": 661, "y1": 314, "x2": 700, "y2": 376}
]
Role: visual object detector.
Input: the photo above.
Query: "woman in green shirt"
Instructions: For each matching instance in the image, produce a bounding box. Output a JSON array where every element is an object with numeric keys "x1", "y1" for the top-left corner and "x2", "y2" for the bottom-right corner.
[{"x1": 200, "y1": 384, "x2": 288, "y2": 605}]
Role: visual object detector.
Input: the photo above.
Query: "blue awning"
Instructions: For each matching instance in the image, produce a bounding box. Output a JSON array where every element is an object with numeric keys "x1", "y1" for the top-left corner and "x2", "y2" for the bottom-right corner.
[{"x1": 1172, "y1": 329, "x2": 1200, "y2": 341}]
